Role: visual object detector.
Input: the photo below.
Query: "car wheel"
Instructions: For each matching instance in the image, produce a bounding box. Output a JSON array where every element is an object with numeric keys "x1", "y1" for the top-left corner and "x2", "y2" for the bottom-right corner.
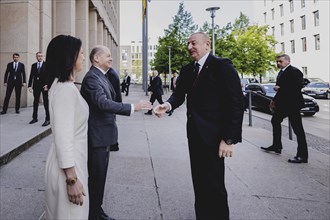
[
  {"x1": 303, "y1": 112, "x2": 315, "y2": 116},
  {"x1": 327, "y1": 92, "x2": 330, "y2": 99}
]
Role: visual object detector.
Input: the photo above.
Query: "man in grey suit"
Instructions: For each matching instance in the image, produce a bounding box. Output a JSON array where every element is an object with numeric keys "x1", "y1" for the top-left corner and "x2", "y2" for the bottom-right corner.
[{"x1": 81, "y1": 45, "x2": 151, "y2": 220}]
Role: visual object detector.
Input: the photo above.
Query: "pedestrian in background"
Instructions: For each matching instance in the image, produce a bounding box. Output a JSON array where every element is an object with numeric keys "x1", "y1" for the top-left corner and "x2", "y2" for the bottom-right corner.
[
  {"x1": 154, "y1": 32, "x2": 244, "y2": 219},
  {"x1": 80, "y1": 45, "x2": 151, "y2": 220},
  {"x1": 145, "y1": 70, "x2": 164, "y2": 115},
  {"x1": 1, "y1": 53, "x2": 26, "y2": 114},
  {"x1": 121, "y1": 70, "x2": 131, "y2": 96},
  {"x1": 44, "y1": 35, "x2": 89, "y2": 219},
  {"x1": 28, "y1": 52, "x2": 50, "y2": 126},
  {"x1": 261, "y1": 54, "x2": 308, "y2": 163},
  {"x1": 167, "y1": 70, "x2": 179, "y2": 116}
]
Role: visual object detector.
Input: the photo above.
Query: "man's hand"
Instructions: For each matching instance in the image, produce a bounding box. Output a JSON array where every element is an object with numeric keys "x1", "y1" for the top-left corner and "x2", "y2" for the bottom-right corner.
[
  {"x1": 134, "y1": 100, "x2": 152, "y2": 111},
  {"x1": 219, "y1": 140, "x2": 233, "y2": 158},
  {"x1": 273, "y1": 85, "x2": 280, "y2": 91},
  {"x1": 4, "y1": 83, "x2": 7, "y2": 87},
  {"x1": 269, "y1": 100, "x2": 276, "y2": 110},
  {"x1": 28, "y1": 87, "x2": 33, "y2": 93},
  {"x1": 22, "y1": 83, "x2": 26, "y2": 87},
  {"x1": 154, "y1": 103, "x2": 169, "y2": 118},
  {"x1": 43, "y1": 85, "x2": 48, "y2": 91}
]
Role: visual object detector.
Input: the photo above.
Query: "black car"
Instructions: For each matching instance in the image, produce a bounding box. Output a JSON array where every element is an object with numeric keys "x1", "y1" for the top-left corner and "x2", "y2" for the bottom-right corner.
[
  {"x1": 301, "y1": 82, "x2": 330, "y2": 99},
  {"x1": 245, "y1": 83, "x2": 319, "y2": 116}
]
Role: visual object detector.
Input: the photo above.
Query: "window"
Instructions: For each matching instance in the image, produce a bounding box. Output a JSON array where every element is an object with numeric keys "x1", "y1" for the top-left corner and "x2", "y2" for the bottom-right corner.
[
  {"x1": 301, "y1": 15, "x2": 306, "y2": 30},
  {"x1": 271, "y1": 8, "x2": 275, "y2": 20},
  {"x1": 280, "y1": 4, "x2": 284, "y2": 17},
  {"x1": 290, "y1": 40, "x2": 295, "y2": 53},
  {"x1": 264, "y1": 12, "x2": 267, "y2": 23},
  {"x1": 313, "y1": 0, "x2": 318, "y2": 3},
  {"x1": 280, "y1": 23, "x2": 284, "y2": 36},
  {"x1": 302, "y1": 67, "x2": 308, "y2": 77},
  {"x1": 302, "y1": 37, "x2": 307, "y2": 52},
  {"x1": 313, "y1": 11, "x2": 319, "y2": 26},
  {"x1": 272, "y1": 26, "x2": 275, "y2": 36},
  {"x1": 281, "y1": 42, "x2": 285, "y2": 53},
  {"x1": 289, "y1": 0, "x2": 294, "y2": 12},
  {"x1": 264, "y1": 0, "x2": 266, "y2": 6},
  {"x1": 290, "y1": 19, "x2": 295, "y2": 33},
  {"x1": 314, "y1": 34, "x2": 320, "y2": 50},
  {"x1": 301, "y1": 0, "x2": 305, "y2": 8}
]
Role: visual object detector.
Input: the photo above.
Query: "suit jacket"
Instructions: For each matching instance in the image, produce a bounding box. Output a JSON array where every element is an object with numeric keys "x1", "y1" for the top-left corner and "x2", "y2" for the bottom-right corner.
[
  {"x1": 273, "y1": 65, "x2": 304, "y2": 110},
  {"x1": 148, "y1": 75, "x2": 163, "y2": 95},
  {"x1": 28, "y1": 62, "x2": 47, "y2": 90},
  {"x1": 4, "y1": 62, "x2": 26, "y2": 85},
  {"x1": 167, "y1": 54, "x2": 244, "y2": 146},
  {"x1": 106, "y1": 67, "x2": 122, "y2": 102},
  {"x1": 81, "y1": 66, "x2": 131, "y2": 147},
  {"x1": 122, "y1": 75, "x2": 131, "y2": 86}
]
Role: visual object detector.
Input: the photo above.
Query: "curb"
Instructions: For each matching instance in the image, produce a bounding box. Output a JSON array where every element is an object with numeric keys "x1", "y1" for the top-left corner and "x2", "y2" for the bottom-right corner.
[{"x1": 0, "y1": 128, "x2": 52, "y2": 167}]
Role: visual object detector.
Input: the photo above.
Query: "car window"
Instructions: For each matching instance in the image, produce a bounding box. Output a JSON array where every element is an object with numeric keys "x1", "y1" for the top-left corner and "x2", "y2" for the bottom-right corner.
[
  {"x1": 263, "y1": 85, "x2": 276, "y2": 93},
  {"x1": 306, "y1": 83, "x2": 328, "y2": 88}
]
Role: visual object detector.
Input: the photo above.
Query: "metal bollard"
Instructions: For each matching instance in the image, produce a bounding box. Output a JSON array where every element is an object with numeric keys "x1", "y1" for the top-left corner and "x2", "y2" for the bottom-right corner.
[{"x1": 248, "y1": 91, "x2": 252, "y2": 127}]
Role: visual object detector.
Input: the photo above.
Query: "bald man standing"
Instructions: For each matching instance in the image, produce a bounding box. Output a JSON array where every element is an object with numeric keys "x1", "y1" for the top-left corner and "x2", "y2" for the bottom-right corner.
[
  {"x1": 81, "y1": 45, "x2": 151, "y2": 220},
  {"x1": 154, "y1": 32, "x2": 244, "y2": 219}
]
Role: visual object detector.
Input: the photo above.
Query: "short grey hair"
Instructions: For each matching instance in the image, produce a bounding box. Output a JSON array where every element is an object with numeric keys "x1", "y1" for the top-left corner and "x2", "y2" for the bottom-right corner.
[
  {"x1": 277, "y1": 54, "x2": 290, "y2": 61},
  {"x1": 89, "y1": 45, "x2": 107, "y2": 63}
]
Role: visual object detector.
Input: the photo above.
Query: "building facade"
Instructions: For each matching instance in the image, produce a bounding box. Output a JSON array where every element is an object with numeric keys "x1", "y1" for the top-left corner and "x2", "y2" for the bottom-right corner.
[
  {"x1": 0, "y1": 0, "x2": 120, "y2": 108},
  {"x1": 120, "y1": 40, "x2": 157, "y2": 83},
  {"x1": 253, "y1": 0, "x2": 329, "y2": 82}
]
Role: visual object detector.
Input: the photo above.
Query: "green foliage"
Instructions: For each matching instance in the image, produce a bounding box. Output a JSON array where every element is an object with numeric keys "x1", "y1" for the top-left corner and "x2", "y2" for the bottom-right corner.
[
  {"x1": 152, "y1": 5, "x2": 277, "y2": 81},
  {"x1": 151, "y1": 2, "x2": 197, "y2": 74}
]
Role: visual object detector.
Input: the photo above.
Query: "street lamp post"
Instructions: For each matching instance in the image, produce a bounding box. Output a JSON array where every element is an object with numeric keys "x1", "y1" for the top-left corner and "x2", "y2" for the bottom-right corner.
[
  {"x1": 206, "y1": 6, "x2": 220, "y2": 55},
  {"x1": 168, "y1": 46, "x2": 171, "y2": 91}
]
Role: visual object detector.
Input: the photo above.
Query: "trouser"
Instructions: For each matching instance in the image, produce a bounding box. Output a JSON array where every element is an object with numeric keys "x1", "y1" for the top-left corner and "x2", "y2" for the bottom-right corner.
[
  {"x1": 88, "y1": 146, "x2": 111, "y2": 219},
  {"x1": 146, "y1": 93, "x2": 164, "y2": 114},
  {"x1": 32, "y1": 86, "x2": 50, "y2": 121},
  {"x1": 2, "y1": 81, "x2": 22, "y2": 112},
  {"x1": 187, "y1": 118, "x2": 229, "y2": 220},
  {"x1": 271, "y1": 108, "x2": 308, "y2": 159}
]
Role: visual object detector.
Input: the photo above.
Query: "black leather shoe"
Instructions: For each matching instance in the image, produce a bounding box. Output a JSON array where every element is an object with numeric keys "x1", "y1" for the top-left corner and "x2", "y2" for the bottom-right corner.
[
  {"x1": 16, "y1": 110, "x2": 20, "y2": 114},
  {"x1": 288, "y1": 156, "x2": 308, "y2": 163},
  {"x1": 110, "y1": 143, "x2": 119, "y2": 151},
  {"x1": 168, "y1": 111, "x2": 173, "y2": 116},
  {"x1": 42, "y1": 120, "x2": 50, "y2": 127},
  {"x1": 144, "y1": 111, "x2": 152, "y2": 115},
  {"x1": 261, "y1": 145, "x2": 282, "y2": 154},
  {"x1": 29, "y1": 119, "x2": 38, "y2": 124},
  {"x1": 0, "y1": 111, "x2": 6, "y2": 115}
]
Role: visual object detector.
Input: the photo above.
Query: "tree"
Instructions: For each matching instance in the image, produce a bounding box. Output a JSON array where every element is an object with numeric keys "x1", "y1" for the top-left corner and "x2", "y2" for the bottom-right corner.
[
  {"x1": 215, "y1": 13, "x2": 277, "y2": 80},
  {"x1": 152, "y1": 2, "x2": 198, "y2": 78}
]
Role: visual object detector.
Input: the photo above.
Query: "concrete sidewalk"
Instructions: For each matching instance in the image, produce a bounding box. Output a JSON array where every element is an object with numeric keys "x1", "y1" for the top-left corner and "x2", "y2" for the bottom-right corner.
[{"x1": 0, "y1": 84, "x2": 329, "y2": 219}]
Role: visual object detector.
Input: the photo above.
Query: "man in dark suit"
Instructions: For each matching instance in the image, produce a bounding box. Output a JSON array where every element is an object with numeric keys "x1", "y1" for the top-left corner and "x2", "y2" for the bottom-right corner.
[
  {"x1": 81, "y1": 45, "x2": 151, "y2": 220},
  {"x1": 106, "y1": 67, "x2": 122, "y2": 151},
  {"x1": 121, "y1": 70, "x2": 131, "y2": 96},
  {"x1": 1, "y1": 53, "x2": 26, "y2": 114},
  {"x1": 144, "y1": 70, "x2": 164, "y2": 115},
  {"x1": 261, "y1": 54, "x2": 308, "y2": 163},
  {"x1": 154, "y1": 32, "x2": 245, "y2": 219},
  {"x1": 27, "y1": 52, "x2": 50, "y2": 126}
]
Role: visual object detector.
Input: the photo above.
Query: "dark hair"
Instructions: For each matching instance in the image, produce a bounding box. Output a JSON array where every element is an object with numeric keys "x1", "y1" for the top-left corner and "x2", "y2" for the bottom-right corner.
[
  {"x1": 45, "y1": 35, "x2": 82, "y2": 88},
  {"x1": 13, "y1": 53, "x2": 19, "y2": 57}
]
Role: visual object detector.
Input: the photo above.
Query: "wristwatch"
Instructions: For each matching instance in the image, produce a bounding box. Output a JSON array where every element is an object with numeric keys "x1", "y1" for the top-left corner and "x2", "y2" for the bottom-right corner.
[
  {"x1": 66, "y1": 177, "x2": 78, "y2": 186},
  {"x1": 224, "y1": 139, "x2": 234, "y2": 145}
]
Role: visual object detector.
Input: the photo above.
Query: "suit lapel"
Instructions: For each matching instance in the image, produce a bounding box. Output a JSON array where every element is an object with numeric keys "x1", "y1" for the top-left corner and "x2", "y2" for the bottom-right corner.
[
  {"x1": 193, "y1": 54, "x2": 213, "y2": 88},
  {"x1": 92, "y1": 66, "x2": 115, "y2": 99}
]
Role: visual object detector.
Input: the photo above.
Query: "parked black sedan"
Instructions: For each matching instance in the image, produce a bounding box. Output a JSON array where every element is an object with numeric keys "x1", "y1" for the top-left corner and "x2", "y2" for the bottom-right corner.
[
  {"x1": 301, "y1": 82, "x2": 330, "y2": 99},
  {"x1": 244, "y1": 83, "x2": 319, "y2": 116}
]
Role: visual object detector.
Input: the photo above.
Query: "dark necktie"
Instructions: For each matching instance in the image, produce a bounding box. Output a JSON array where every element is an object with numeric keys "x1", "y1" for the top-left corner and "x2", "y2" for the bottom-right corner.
[
  {"x1": 194, "y1": 62, "x2": 200, "y2": 77},
  {"x1": 14, "y1": 63, "x2": 17, "y2": 72},
  {"x1": 37, "y1": 63, "x2": 41, "y2": 73},
  {"x1": 277, "y1": 70, "x2": 284, "y2": 82}
]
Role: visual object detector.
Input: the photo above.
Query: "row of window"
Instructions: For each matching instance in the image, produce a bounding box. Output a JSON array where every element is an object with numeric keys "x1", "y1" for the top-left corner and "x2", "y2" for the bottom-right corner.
[
  {"x1": 264, "y1": 10, "x2": 319, "y2": 29},
  {"x1": 280, "y1": 34, "x2": 320, "y2": 54},
  {"x1": 131, "y1": 45, "x2": 158, "y2": 53},
  {"x1": 264, "y1": 0, "x2": 318, "y2": 8}
]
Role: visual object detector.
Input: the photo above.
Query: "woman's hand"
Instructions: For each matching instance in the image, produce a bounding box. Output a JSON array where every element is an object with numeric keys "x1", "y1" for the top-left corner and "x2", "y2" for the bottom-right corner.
[{"x1": 67, "y1": 178, "x2": 86, "y2": 206}]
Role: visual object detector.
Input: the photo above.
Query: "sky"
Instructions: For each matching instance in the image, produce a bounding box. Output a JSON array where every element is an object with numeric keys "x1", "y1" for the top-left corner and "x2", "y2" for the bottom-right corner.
[{"x1": 120, "y1": 0, "x2": 255, "y2": 45}]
